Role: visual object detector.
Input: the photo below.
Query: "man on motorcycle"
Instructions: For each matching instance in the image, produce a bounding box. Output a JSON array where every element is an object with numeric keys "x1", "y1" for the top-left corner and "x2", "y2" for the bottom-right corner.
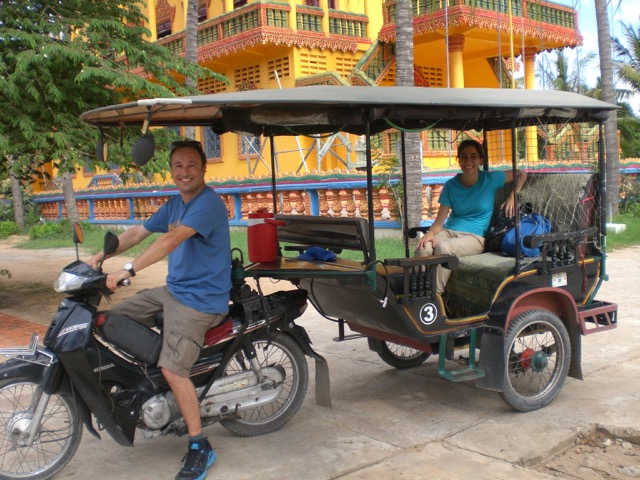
[{"x1": 88, "y1": 140, "x2": 231, "y2": 480}]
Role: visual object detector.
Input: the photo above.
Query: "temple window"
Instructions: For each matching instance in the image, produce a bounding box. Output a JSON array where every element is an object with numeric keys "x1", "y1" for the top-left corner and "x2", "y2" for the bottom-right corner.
[
  {"x1": 305, "y1": 0, "x2": 336, "y2": 8},
  {"x1": 203, "y1": 127, "x2": 222, "y2": 161},
  {"x1": 156, "y1": 0, "x2": 175, "y2": 38},
  {"x1": 198, "y1": 0, "x2": 208, "y2": 22}
]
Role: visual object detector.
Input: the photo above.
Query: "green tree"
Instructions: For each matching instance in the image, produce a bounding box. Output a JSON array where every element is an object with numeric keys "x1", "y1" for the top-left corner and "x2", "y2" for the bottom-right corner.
[
  {"x1": 0, "y1": 0, "x2": 226, "y2": 227},
  {"x1": 613, "y1": 23, "x2": 640, "y2": 94},
  {"x1": 616, "y1": 103, "x2": 640, "y2": 158},
  {"x1": 538, "y1": 49, "x2": 596, "y2": 94}
]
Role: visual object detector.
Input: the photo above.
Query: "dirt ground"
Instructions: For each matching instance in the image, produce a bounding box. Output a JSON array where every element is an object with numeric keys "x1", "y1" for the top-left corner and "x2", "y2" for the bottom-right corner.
[
  {"x1": 1, "y1": 235, "x2": 639, "y2": 478},
  {"x1": 0, "y1": 235, "x2": 158, "y2": 325},
  {"x1": 0, "y1": 234, "x2": 288, "y2": 324},
  {"x1": 538, "y1": 429, "x2": 640, "y2": 479}
]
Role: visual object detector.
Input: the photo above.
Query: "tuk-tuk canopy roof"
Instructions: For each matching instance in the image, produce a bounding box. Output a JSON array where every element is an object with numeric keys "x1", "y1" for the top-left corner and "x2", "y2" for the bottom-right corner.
[{"x1": 81, "y1": 86, "x2": 617, "y2": 136}]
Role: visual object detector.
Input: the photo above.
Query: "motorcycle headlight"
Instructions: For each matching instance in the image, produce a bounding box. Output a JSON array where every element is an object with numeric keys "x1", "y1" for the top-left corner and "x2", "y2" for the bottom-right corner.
[{"x1": 54, "y1": 271, "x2": 86, "y2": 293}]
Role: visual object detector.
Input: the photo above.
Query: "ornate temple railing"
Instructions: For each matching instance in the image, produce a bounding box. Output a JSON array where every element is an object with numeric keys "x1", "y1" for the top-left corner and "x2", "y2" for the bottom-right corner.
[
  {"x1": 380, "y1": 0, "x2": 579, "y2": 44},
  {"x1": 33, "y1": 172, "x2": 463, "y2": 229},
  {"x1": 156, "y1": 1, "x2": 369, "y2": 59},
  {"x1": 34, "y1": 162, "x2": 640, "y2": 229}
]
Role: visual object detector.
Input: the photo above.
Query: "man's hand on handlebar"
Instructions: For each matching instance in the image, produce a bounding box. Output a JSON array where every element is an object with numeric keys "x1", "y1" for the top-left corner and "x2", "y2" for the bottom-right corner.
[{"x1": 106, "y1": 269, "x2": 132, "y2": 290}]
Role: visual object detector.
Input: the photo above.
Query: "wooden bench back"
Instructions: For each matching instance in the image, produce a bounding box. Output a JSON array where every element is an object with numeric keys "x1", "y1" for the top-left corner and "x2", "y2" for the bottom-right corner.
[
  {"x1": 275, "y1": 215, "x2": 371, "y2": 262},
  {"x1": 493, "y1": 172, "x2": 597, "y2": 233}
]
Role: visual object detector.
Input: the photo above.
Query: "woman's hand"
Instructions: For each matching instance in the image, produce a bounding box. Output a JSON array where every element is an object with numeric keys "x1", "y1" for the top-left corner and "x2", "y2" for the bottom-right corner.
[
  {"x1": 502, "y1": 170, "x2": 527, "y2": 218},
  {"x1": 417, "y1": 232, "x2": 436, "y2": 250},
  {"x1": 502, "y1": 195, "x2": 516, "y2": 218}
]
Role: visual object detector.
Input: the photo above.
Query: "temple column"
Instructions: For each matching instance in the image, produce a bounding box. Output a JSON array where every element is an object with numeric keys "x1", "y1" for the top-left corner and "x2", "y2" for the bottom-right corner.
[
  {"x1": 145, "y1": 0, "x2": 157, "y2": 41},
  {"x1": 320, "y1": 0, "x2": 330, "y2": 36},
  {"x1": 448, "y1": 35, "x2": 465, "y2": 88},
  {"x1": 523, "y1": 47, "x2": 539, "y2": 163},
  {"x1": 289, "y1": 2, "x2": 297, "y2": 32}
]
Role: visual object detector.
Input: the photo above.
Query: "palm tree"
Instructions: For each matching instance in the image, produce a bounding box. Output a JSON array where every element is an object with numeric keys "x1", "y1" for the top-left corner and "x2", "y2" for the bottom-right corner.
[
  {"x1": 612, "y1": 23, "x2": 640, "y2": 160},
  {"x1": 184, "y1": 0, "x2": 200, "y2": 140},
  {"x1": 594, "y1": 0, "x2": 619, "y2": 217},
  {"x1": 394, "y1": 0, "x2": 423, "y2": 236},
  {"x1": 616, "y1": 102, "x2": 640, "y2": 158},
  {"x1": 613, "y1": 23, "x2": 640, "y2": 94},
  {"x1": 538, "y1": 49, "x2": 596, "y2": 94}
]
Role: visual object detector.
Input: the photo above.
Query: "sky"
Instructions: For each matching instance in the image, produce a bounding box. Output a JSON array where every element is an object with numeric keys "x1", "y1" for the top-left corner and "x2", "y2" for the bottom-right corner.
[{"x1": 555, "y1": 0, "x2": 640, "y2": 110}]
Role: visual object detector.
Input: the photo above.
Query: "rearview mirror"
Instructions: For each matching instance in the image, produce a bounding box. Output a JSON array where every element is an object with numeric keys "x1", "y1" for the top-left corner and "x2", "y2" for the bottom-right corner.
[
  {"x1": 103, "y1": 232, "x2": 119, "y2": 258},
  {"x1": 72, "y1": 223, "x2": 84, "y2": 261},
  {"x1": 73, "y1": 223, "x2": 84, "y2": 244},
  {"x1": 132, "y1": 132, "x2": 155, "y2": 166}
]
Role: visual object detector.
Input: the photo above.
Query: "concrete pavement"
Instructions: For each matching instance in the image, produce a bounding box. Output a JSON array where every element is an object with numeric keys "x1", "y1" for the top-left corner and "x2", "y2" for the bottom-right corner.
[{"x1": 2, "y1": 247, "x2": 640, "y2": 479}]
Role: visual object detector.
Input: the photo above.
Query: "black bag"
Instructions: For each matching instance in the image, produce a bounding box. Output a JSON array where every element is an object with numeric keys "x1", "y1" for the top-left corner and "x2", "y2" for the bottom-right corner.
[
  {"x1": 485, "y1": 210, "x2": 515, "y2": 252},
  {"x1": 484, "y1": 202, "x2": 533, "y2": 253}
]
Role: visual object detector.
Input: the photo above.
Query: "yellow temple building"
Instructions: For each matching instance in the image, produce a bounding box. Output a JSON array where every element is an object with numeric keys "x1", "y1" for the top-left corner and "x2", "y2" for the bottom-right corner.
[{"x1": 56, "y1": 0, "x2": 582, "y2": 190}]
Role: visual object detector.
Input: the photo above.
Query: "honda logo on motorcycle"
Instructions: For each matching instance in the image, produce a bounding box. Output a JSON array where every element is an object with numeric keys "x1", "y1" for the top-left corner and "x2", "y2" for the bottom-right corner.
[
  {"x1": 93, "y1": 363, "x2": 115, "y2": 373},
  {"x1": 419, "y1": 303, "x2": 437, "y2": 326}
]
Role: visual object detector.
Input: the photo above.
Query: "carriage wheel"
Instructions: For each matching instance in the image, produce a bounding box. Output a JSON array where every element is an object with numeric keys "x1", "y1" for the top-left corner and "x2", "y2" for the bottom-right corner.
[{"x1": 500, "y1": 310, "x2": 571, "y2": 412}]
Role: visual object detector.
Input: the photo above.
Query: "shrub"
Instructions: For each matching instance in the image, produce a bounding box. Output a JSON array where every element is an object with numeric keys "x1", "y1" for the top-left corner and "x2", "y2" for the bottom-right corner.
[
  {"x1": 0, "y1": 221, "x2": 20, "y2": 239},
  {"x1": 619, "y1": 176, "x2": 640, "y2": 218},
  {"x1": 28, "y1": 221, "x2": 68, "y2": 240}
]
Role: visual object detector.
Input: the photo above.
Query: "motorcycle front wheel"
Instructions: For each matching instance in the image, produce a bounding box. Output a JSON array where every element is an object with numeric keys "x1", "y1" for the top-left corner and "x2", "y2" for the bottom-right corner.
[
  {"x1": 220, "y1": 332, "x2": 308, "y2": 437},
  {"x1": 0, "y1": 378, "x2": 82, "y2": 480}
]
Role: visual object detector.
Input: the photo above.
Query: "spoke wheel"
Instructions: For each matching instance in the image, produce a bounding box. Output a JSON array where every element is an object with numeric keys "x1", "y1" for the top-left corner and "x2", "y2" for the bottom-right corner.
[
  {"x1": 0, "y1": 379, "x2": 82, "y2": 480},
  {"x1": 220, "y1": 333, "x2": 308, "y2": 437},
  {"x1": 377, "y1": 341, "x2": 430, "y2": 369},
  {"x1": 500, "y1": 310, "x2": 571, "y2": 412}
]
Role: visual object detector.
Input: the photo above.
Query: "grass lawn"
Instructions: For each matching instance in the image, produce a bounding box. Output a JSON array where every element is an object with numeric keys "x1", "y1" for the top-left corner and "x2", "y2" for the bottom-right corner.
[{"x1": 607, "y1": 214, "x2": 640, "y2": 251}]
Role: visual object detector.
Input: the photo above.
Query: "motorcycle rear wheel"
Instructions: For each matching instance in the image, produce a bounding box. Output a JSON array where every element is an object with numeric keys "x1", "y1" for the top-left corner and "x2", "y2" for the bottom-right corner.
[
  {"x1": 220, "y1": 332, "x2": 308, "y2": 437},
  {"x1": 0, "y1": 378, "x2": 82, "y2": 480}
]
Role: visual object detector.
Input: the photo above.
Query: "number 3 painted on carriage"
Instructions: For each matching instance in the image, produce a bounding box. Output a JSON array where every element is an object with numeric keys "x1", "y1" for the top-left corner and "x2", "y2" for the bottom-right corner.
[{"x1": 419, "y1": 303, "x2": 437, "y2": 325}]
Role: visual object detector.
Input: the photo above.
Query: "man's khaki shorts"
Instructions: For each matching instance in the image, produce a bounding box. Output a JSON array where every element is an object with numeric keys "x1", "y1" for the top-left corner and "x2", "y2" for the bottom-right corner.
[{"x1": 110, "y1": 286, "x2": 226, "y2": 377}]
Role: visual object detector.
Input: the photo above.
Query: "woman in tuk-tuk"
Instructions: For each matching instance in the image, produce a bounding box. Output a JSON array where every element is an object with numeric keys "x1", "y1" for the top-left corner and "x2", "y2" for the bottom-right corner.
[{"x1": 415, "y1": 139, "x2": 527, "y2": 295}]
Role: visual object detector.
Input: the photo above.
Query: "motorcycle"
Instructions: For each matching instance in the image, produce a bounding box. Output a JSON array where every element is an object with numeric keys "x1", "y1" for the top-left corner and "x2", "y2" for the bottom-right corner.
[{"x1": 0, "y1": 225, "x2": 327, "y2": 480}]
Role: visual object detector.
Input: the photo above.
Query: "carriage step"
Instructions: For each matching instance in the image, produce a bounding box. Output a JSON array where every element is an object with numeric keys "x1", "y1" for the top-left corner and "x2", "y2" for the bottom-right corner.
[
  {"x1": 438, "y1": 365, "x2": 486, "y2": 382},
  {"x1": 438, "y1": 330, "x2": 485, "y2": 382}
]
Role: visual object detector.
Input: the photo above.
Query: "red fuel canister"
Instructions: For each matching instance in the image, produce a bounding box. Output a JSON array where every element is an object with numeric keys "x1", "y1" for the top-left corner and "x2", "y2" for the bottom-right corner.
[{"x1": 247, "y1": 210, "x2": 283, "y2": 263}]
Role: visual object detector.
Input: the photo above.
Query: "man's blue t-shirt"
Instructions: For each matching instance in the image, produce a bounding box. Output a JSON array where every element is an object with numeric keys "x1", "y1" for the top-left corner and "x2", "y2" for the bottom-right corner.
[
  {"x1": 439, "y1": 170, "x2": 506, "y2": 236},
  {"x1": 144, "y1": 188, "x2": 231, "y2": 314}
]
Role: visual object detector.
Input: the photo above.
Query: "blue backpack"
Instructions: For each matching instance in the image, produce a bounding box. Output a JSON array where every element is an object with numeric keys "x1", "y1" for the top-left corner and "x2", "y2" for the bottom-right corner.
[{"x1": 501, "y1": 213, "x2": 551, "y2": 257}]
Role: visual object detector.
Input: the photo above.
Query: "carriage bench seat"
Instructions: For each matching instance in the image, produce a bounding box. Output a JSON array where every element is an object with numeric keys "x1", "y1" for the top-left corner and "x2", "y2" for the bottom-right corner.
[{"x1": 443, "y1": 172, "x2": 598, "y2": 318}]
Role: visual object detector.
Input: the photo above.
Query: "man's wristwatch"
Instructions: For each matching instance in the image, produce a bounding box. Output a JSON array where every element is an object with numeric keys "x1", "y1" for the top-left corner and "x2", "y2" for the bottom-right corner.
[{"x1": 123, "y1": 262, "x2": 136, "y2": 277}]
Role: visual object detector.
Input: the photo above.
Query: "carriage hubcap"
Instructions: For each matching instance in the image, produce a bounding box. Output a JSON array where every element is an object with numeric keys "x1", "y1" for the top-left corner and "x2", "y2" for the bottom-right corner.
[{"x1": 531, "y1": 351, "x2": 549, "y2": 372}]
